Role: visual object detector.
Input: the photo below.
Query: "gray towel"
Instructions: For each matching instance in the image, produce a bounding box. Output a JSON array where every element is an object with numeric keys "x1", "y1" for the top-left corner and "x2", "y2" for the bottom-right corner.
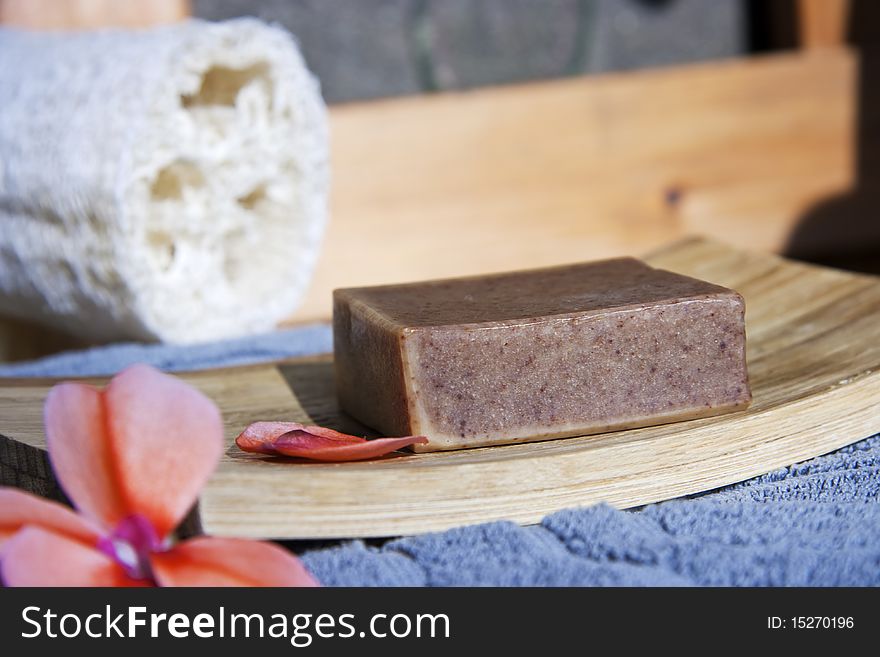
[{"x1": 304, "y1": 438, "x2": 880, "y2": 586}]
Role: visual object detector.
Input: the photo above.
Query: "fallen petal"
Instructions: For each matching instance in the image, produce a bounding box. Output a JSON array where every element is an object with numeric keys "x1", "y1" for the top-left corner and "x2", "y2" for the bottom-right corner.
[
  {"x1": 234, "y1": 421, "x2": 312, "y2": 454},
  {"x1": 0, "y1": 487, "x2": 101, "y2": 555},
  {"x1": 45, "y1": 364, "x2": 224, "y2": 539},
  {"x1": 151, "y1": 536, "x2": 318, "y2": 587},
  {"x1": 235, "y1": 422, "x2": 428, "y2": 461},
  {"x1": 273, "y1": 431, "x2": 429, "y2": 461},
  {"x1": 1, "y1": 526, "x2": 148, "y2": 587}
]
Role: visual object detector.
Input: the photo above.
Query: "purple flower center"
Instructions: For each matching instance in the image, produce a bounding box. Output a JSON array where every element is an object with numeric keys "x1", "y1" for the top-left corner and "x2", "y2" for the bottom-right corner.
[{"x1": 97, "y1": 514, "x2": 164, "y2": 581}]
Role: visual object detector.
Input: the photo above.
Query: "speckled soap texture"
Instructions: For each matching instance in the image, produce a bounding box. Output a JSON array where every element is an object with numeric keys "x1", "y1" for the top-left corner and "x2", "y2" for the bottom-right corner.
[{"x1": 333, "y1": 258, "x2": 751, "y2": 452}]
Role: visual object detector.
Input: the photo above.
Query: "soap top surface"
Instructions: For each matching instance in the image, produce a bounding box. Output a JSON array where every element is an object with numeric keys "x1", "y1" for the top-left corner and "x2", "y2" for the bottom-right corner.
[{"x1": 335, "y1": 257, "x2": 739, "y2": 329}]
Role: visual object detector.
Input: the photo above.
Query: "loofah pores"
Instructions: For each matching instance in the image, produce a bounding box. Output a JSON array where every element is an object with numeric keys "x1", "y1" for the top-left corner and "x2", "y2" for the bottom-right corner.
[{"x1": 0, "y1": 19, "x2": 329, "y2": 343}]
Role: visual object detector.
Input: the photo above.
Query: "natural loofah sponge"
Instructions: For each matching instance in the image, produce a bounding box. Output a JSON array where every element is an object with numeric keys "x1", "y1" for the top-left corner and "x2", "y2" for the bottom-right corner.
[{"x1": 0, "y1": 19, "x2": 329, "y2": 343}]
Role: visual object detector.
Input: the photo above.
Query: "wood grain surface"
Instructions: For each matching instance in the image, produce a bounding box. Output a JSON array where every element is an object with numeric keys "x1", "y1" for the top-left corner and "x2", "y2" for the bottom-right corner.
[
  {"x1": 2, "y1": 238, "x2": 878, "y2": 539},
  {"x1": 290, "y1": 48, "x2": 858, "y2": 324},
  {"x1": 0, "y1": 0, "x2": 189, "y2": 29},
  {"x1": 799, "y1": 0, "x2": 851, "y2": 49}
]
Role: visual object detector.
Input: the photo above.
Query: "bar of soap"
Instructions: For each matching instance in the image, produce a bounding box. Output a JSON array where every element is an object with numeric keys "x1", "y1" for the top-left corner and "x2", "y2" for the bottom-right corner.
[{"x1": 333, "y1": 258, "x2": 751, "y2": 452}]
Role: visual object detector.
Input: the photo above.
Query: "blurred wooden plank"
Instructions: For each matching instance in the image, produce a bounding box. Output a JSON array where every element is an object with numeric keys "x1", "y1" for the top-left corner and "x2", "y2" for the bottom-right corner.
[
  {"x1": 799, "y1": 0, "x2": 850, "y2": 48},
  {"x1": 288, "y1": 48, "x2": 857, "y2": 324},
  {"x1": 0, "y1": 0, "x2": 189, "y2": 29}
]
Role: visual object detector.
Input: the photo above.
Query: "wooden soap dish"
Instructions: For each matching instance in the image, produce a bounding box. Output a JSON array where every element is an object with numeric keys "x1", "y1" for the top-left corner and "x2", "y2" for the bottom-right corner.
[{"x1": 1, "y1": 238, "x2": 878, "y2": 539}]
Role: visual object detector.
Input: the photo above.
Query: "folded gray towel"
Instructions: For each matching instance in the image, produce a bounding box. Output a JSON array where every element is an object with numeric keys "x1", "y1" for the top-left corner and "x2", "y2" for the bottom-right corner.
[{"x1": 304, "y1": 437, "x2": 880, "y2": 586}]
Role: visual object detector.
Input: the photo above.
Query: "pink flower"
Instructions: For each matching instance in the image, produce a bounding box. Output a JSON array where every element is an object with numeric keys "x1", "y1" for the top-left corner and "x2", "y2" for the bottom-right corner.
[
  {"x1": 0, "y1": 364, "x2": 317, "y2": 587},
  {"x1": 236, "y1": 422, "x2": 428, "y2": 461}
]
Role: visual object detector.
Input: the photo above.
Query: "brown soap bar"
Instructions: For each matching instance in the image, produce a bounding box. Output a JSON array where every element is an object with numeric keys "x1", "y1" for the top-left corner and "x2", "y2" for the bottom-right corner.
[{"x1": 333, "y1": 258, "x2": 751, "y2": 452}]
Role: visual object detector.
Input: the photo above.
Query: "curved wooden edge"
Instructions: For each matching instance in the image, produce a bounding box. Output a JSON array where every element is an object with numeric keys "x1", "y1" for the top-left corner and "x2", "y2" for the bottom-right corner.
[
  {"x1": 2, "y1": 238, "x2": 878, "y2": 539},
  {"x1": 201, "y1": 370, "x2": 880, "y2": 539}
]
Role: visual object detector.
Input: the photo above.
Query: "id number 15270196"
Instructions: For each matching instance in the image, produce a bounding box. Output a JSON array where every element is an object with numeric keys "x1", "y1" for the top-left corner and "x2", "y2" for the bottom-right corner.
[{"x1": 768, "y1": 617, "x2": 854, "y2": 630}]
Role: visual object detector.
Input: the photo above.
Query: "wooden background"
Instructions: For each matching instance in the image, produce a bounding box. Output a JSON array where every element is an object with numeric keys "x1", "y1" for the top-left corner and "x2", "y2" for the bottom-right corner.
[{"x1": 0, "y1": 0, "x2": 876, "y2": 359}]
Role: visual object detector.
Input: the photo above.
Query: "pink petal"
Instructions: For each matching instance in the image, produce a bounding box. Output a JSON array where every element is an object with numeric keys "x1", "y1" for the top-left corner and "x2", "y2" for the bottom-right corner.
[
  {"x1": 0, "y1": 487, "x2": 101, "y2": 555},
  {"x1": 43, "y1": 381, "x2": 127, "y2": 531},
  {"x1": 1, "y1": 526, "x2": 148, "y2": 587},
  {"x1": 234, "y1": 421, "x2": 311, "y2": 454},
  {"x1": 235, "y1": 422, "x2": 428, "y2": 462},
  {"x1": 45, "y1": 364, "x2": 224, "y2": 538},
  {"x1": 273, "y1": 431, "x2": 429, "y2": 461},
  {"x1": 151, "y1": 536, "x2": 318, "y2": 587}
]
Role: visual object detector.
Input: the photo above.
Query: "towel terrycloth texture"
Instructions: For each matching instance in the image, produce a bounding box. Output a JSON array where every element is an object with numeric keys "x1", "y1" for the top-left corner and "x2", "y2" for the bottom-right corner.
[
  {"x1": 0, "y1": 324, "x2": 333, "y2": 377},
  {"x1": 2, "y1": 324, "x2": 877, "y2": 586},
  {"x1": 0, "y1": 19, "x2": 328, "y2": 344},
  {"x1": 303, "y1": 439, "x2": 880, "y2": 586}
]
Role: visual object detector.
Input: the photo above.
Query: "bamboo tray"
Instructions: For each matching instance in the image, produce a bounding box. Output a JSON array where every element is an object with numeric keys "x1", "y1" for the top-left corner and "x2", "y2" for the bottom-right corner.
[{"x1": 1, "y1": 237, "x2": 878, "y2": 539}]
